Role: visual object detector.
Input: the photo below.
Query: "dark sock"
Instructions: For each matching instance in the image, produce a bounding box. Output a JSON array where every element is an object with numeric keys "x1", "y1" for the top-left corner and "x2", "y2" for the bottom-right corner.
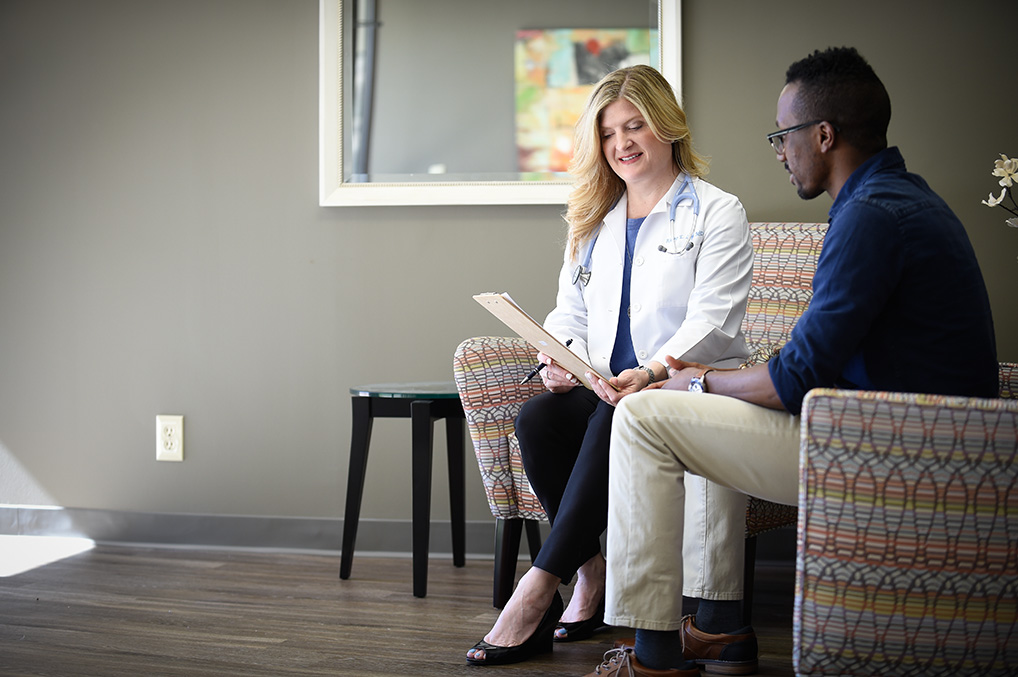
[
  {"x1": 634, "y1": 628, "x2": 695, "y2": 671},
  {"x1": 695, "y1": 599, "x2": 744, "y2": 634}
]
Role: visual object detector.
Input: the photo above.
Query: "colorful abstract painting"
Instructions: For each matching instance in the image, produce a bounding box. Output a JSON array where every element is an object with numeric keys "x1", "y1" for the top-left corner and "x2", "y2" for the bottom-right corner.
[{"x1": 515, "y1": 28, "x2": 658, "y2": 175}]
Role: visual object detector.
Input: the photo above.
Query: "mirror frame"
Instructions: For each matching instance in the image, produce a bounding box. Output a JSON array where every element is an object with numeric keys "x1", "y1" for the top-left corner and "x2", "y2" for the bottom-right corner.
[{"x1": 319, "y1": 0, "x2": 682, "y2": 206}]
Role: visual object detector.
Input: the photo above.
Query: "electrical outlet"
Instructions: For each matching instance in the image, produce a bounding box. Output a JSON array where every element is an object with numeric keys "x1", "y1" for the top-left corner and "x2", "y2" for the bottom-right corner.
[{"x1": 156, "y1": 415, "x2": 184, "y2": 461}]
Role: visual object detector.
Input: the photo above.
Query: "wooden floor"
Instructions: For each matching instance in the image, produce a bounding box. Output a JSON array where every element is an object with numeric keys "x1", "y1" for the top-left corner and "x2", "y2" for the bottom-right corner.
[{"x1": 0, "y1": 541, "x2": 795, "y2": 676}]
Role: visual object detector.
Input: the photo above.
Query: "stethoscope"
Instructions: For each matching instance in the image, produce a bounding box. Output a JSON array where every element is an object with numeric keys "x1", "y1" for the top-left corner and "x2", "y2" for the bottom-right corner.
[{"x1": 572, "y1": 177, "x2": 702, "y2": 287}]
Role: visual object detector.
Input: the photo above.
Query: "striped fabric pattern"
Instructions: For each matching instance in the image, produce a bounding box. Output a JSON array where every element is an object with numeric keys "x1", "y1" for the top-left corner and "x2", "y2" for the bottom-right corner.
[
  {"x1": 743, "y1": 223, "x2": 827, "y2": 534},
  {"x1": 452, "y1": 335, "x2": 547, "y2": 519},
  {"x1": 453, "y1": 223, "x2": 827, "y2": 534},
  {"x1": 743, "y1": 222, "x2": 826, "y2": 352},
  {"x1": 794, "y1": 363, "x2": 1018, "y2": 676}
]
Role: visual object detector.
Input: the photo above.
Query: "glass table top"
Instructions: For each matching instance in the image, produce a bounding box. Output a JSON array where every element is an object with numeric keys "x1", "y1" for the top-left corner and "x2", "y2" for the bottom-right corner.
[{"x1": 349, "y1": 381, "x2": 460, "y2": 399}]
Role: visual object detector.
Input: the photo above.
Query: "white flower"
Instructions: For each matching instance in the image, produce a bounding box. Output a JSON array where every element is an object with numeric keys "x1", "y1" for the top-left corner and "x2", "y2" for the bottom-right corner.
[
  {"x1": 993, "y1": 153, "x2": 1018, "y2": 188},
  {"x1": 982, "y1": 153, "x2": 1018, "y2": 219},
  {"x1": 983, "y1": 188, "x2": 1008, "y2": 207}
]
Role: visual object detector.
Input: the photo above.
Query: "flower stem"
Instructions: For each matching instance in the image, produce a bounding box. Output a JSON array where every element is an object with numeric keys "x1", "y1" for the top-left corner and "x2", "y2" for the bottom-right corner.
[{"x1": 1006, "y1": 188, "x2": 1018, "y2": 216}]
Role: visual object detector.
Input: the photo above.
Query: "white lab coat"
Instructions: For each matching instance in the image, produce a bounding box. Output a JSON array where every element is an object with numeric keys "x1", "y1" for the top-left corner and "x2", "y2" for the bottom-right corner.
[{"x1": 544, "y1": 174, "x2": 753, "y2": 378}]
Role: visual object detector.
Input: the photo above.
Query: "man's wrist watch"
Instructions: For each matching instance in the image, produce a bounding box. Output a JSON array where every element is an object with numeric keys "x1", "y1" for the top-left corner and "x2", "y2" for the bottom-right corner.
[
  {"x1": 636, "y1": 365, "x2": 656, "y2": 385},
  {"x1": 687, "y1": 368, "x2": 716, "y2": 393}
]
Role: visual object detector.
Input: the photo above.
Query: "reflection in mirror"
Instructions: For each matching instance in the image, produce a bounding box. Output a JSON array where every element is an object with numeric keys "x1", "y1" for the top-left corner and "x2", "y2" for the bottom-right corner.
[{"x1": 320, "y1": 0, "x2": 680, "y2": 205}]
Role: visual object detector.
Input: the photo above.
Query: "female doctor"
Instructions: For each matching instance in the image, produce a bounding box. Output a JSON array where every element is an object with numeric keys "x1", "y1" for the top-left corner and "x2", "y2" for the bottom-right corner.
[{"x1": 467, "y1": 65, "x2": 754, "y2": 666}]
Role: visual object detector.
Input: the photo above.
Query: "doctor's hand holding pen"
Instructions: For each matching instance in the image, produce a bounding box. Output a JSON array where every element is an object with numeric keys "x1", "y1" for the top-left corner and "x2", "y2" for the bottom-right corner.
[
  {"x1": 536, "y1": 353, "x2": 581, "y2": 393},
  {"x1": 520, "y1": 340, "x2": 581, "y2": 394}
]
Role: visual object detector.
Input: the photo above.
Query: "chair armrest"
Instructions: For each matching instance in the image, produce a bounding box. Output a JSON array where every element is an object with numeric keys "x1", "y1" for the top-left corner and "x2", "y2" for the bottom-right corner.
[
  {"x1": 454, "y1": 336, "x2": 545, "y2": 413},
  {"x1": 453, "y1": 336, "x2": 548, "y2": 519},
  {"x1": 1000, "y1": 361, "x2": 1018, "y2": 399},
  {"x1": 794, "y1": 387, "x2": 1018, "y2": 675}
]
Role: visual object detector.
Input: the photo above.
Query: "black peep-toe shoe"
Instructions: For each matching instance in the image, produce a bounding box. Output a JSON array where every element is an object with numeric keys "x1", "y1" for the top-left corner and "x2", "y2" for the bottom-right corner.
[
  {"x1": 466, "y1": 591, "x2": 564, "y2": 666},
  {"x1": 554, "y1": 597, "x2": 607, "y2": 642}
]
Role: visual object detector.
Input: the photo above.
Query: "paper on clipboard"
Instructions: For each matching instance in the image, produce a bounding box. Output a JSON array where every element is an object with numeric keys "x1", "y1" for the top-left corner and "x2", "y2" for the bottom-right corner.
[{"x1": 473, "y1": 292, "x2": 615, "y2": 390}]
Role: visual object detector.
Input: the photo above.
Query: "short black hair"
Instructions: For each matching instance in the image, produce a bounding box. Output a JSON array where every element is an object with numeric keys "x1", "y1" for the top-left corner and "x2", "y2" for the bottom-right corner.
[{"x1": 785, "y1": 47, "x2": 891, "y2": 154}]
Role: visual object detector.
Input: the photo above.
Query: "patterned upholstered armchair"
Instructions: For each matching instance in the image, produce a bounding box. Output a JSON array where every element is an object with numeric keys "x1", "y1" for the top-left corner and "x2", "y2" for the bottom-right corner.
[
  {"x1": 793, "y1": 362, "x2": 1018, "y2": 676},
  {"x1": 453, "y1": 222, "x2": 827, "y2": 609}
]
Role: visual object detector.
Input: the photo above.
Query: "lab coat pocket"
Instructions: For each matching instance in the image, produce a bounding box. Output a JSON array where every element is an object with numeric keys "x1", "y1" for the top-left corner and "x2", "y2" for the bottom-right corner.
[{"x1": 656, "y1": 252, "x2": 697, "y2": 309}]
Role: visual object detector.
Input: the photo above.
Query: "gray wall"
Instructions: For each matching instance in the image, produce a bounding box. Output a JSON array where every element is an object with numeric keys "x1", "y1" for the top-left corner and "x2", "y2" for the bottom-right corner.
[{"x1": 2, "y1": 1, "x2": 1016, "y2": 536}]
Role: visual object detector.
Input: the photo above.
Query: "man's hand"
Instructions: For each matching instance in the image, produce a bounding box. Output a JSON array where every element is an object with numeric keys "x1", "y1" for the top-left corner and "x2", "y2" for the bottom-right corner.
[
  {"x1": 658, "y1": 356, "x2": 709, "y2": 391},
  {"x1": 652, "y1": 354, "x2": 788, "y2": 411}
]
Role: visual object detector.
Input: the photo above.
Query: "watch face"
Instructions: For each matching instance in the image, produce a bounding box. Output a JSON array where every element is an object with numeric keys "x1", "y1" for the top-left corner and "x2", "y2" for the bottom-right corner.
[{"x1": 688, "y1": 377, "x2": 705, "y2": 393}]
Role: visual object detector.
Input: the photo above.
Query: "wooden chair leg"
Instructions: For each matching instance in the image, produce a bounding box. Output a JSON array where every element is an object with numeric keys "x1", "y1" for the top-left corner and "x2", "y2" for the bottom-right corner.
[
  {"x1": 742, "y1": 535, "x2": 757, "y2": 627},
  {"x1": 493, "y1": 518, "x2": 523, "y2": 609},
  {"x1": 524, "y1": 519, "x2": 543, "y2": 562}
]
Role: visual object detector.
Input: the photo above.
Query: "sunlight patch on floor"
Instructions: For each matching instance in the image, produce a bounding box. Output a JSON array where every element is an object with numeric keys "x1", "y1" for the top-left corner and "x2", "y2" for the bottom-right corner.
[{"x1": 0, "y1": 535, "x2": 95, "y2": 577}]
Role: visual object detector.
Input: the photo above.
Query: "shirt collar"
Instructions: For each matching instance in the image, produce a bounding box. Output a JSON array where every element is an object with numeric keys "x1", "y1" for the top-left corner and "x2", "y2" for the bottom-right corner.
[{"x1": 829, "y1": 146, "x2": 906, "y2": 222}]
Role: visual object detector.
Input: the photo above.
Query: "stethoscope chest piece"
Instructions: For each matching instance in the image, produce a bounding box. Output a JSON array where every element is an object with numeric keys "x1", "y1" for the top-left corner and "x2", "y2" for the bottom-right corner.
[{"x1": 572, "y1": 264, "x2": 591, "y2": 287}]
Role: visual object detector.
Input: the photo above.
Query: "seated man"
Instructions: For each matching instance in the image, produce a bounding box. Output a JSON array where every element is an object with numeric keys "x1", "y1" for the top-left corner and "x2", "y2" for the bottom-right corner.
[{"x1": 583, "y1": 46, "x2": 998, "y2": 677}]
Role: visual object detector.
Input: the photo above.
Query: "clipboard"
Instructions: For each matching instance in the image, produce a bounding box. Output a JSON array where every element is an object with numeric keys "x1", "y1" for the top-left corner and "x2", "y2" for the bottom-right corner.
[{"x1": 473, "y1": 292, "x2": 616, "y2": 390}]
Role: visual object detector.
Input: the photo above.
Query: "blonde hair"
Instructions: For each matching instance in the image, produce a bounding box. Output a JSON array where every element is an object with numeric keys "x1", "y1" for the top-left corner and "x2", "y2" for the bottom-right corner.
[{"x1": 564, "y1": 64, "x2": 709, "y2": 260}]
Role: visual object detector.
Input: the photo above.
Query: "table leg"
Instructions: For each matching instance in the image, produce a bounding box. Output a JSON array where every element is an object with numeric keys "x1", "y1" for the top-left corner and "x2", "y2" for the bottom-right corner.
[
  {"x1": 411, "y1": 399, "x2": 435, "y2": 598},
  {"x1": 446, "y1": 415, "x2": 465, "y2": 568},
  {"x1": 340, "y1": 396, "x2": 372, "y2": 580}
]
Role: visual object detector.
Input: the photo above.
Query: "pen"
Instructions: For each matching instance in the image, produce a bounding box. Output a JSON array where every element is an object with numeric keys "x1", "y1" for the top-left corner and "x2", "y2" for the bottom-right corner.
[{"x1": 521, "y1": 339, "x2": 573, "y2": 384}]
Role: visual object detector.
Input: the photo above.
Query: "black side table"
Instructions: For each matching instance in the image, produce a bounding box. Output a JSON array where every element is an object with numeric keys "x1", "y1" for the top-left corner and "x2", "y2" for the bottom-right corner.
[{"x1": 340, "y1": 381, "x2": 466, "y2": 598}]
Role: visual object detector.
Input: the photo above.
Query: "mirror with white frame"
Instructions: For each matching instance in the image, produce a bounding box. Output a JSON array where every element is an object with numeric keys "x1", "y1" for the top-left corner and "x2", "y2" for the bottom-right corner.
[{"x1": 320, "y1": 0, "x2": 681, "y2": 206}]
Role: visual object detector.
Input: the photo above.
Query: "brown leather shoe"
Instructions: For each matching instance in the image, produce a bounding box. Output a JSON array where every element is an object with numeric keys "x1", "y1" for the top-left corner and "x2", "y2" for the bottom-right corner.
[
  {"x1": 582, "y1": 647, "x2": 699, "y2": 677},
  {"x1": 681, "y1": 615, "x2": 758, "y2": 675}
]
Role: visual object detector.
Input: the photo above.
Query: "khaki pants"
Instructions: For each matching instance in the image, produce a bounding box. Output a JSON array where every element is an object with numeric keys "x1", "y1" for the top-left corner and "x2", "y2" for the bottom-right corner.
[{"x1": 605, "y1": 389, "x2": 800, "y2": 631}]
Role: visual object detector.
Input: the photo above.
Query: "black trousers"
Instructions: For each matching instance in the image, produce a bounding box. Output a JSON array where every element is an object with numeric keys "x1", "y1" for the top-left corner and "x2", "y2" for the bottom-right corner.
[{"x1": 516, "y1": 387, "x2": 614, "y2": 583}]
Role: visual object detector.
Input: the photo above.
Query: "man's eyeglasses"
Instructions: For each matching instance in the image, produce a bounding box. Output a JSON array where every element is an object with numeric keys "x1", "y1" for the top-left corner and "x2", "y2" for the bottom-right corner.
[{"x1": 766, "y1": 120, "x2": 834, "y2": 153}]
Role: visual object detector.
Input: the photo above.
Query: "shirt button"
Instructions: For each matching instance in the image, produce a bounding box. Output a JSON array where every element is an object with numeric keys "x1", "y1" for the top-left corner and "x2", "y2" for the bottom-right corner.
[
  {"x1": 634, "y1": 256, "x2": 645, "y2": 266},
  {"x1": 631, "y1": 303, "x2": 642, "y2": 313},
  {"x1": 637, "y1": 350, "x2": 648, "y2": 359}
]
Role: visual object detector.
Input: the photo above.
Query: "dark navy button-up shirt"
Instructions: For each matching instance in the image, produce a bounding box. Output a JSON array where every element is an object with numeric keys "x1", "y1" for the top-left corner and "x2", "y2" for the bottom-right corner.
[{"x1": 769, "y1": 147, "x2": 997, "y2": 414}]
